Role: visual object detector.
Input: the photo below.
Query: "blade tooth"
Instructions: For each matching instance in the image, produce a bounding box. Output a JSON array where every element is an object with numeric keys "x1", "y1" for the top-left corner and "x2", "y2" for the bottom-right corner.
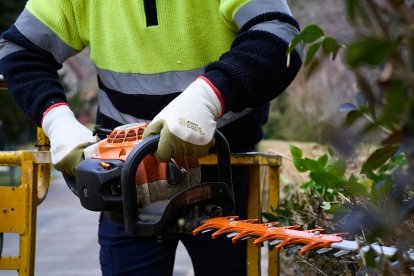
[
  {"x1": 232, "y1": 230, "x2": 256, "y2": 243},
  {"x1": 201, "y1": 229, "x2": 215, "y2": 234},
  {"x1": 226, "y1": 232, "x2": 239, "y2": 238},
  {"x1": 275, "y1": 237, "x2": 300, "y2": 250},
  {"x1": 253, "y1": 233, "x2": 279, "y2": 245},
  {"x1": 330, "y1": 240, "x2": 358, "y2": 251},
  {"x1": 269, "y1": 239, "x2": 283, "y2": 246},
  {"x1": 194, "y1": 221, "x2": 226, "y2": 233},
  {"x1": 333, "y1": 249, "x2": 351, "y2": 257},
  {"x1": 299, "y1": 241, "x2": 325, "y2": 255},
  {"x1": 369, "y1": 243, "x2": 397, "y2": 257},
  {"x1": 193, "y1": 224, "x2": 218, "y2": 235},
  {"x1": 193, "y1": 216, "x2": 239, "y2": 236},
  {"x1": 316, "y1": 248, "x2": 333, "y2": 254},
  {"x1": 211, "y1": 226, "x2": 235, "y2": 239}
]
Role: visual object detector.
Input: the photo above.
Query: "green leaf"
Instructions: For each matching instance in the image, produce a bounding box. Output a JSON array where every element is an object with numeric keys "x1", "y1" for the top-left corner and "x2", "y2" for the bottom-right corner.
[
  {"x1": 305, "y1": 42, "x2": 321, "y2": 66},
  {"x1": 322, "y1": 36, "x2": 340, "y2": 56},
  {"x1": 287, "y1": 34, "x2": 303, "y2": 54},
  {"x1": 290, "y1": 145, "x2": 302, "y2": 160},
  {"x1": 349, "y1": 180, "x2": 369, "y2": 197},
  {"x1": 346, "y1": 38, "x2": 397, "y2": 68},
  {"x1": 290, "y1": 145, "x2": 308, "y2": 172},
  {"x1": 293, "y1": 160, "x2": 308, "y2": 173},
  {"x1": 365, "y1": 249, "x2": 377, "y2": 268},
  {"x1": 287, "y1": 24, "x2": 324, "y2": 54},
  {"x1": 345, "y1": 110, "x2": 364, "y2": 126},
  {"x1": 381, "y1": 80, "x2": 407, "y2": 125},
  {"x1": 262, "y1": 212, "x2": 280, "y2": 222},
  {"x1": 328, "y1": 204, "x2": 350, "y2": 215},
  {"x1": 330, "y1": 158, "x2": 347, "y2": 177},
  {"x1": 300, "y1": 181, "x2": 315, "y2": 190},
  {"x1": 303, "y1": 158, "x2": 324, "y2": 172},
  {"x1": 361, "y1": 145, "x2": 399, "y2": 174},
  {"x1": 275, "y1": 208, "x2": 292, "y2": 217},
  {"x1": 317, "y1": 154, "x2": 328, "y2": 167},
  {"x1": 310, "y1": 172, "x2": 345, "y2": 189},
  {"x1": 301, "y1": 24, "x2": 325, "y2": 43}
]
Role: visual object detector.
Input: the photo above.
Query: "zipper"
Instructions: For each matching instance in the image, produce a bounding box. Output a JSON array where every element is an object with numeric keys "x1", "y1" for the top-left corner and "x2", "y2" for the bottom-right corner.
[{"x1": 143, "y1": 0, "x2": 158, "y2": 26}]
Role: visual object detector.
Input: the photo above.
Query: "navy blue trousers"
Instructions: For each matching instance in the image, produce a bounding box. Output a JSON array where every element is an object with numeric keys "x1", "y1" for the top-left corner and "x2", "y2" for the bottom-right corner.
[{"x1": 98, "y1": 166, "x2": 249, "y2": 276}]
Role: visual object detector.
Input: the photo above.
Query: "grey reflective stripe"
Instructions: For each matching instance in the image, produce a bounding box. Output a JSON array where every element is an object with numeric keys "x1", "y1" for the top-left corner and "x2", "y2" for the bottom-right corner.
[
  {"x1": 99, "y1": 90, "x2": 151, "y2": 125},
  {"x1": 250, "y1": 20, "x2": 303, "y2": 57},
  {"x1": 0, "y1": 39, "x2": 25, "y2": 60},
  {"x1": 14, "y1": 9, "x2": 79, "y2": 64},
  {"x1": 99, "y1": 88, "x2": 252, "y2": 127},
  {"x1": 234, "y1": 0, "x2": 293, "y2": 29},
  {"x1": 97, "y1": 67, "x2": 204, "y2": 95},
  {"x1": 251, "y1": 20, "x2": 298, "y2": 43}
]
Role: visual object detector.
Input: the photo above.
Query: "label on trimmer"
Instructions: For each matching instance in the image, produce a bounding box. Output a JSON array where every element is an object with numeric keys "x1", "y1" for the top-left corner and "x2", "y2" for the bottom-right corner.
[
  {"x1": 185, "y1": 185, "x2": 211, "y2": 204},
  {"x1": 114, "y1": 122, "x2": 147, "y2": 131}
]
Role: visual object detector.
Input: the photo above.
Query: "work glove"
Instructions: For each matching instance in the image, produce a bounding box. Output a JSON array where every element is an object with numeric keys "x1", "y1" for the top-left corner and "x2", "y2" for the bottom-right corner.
[
  {"x1": 143, "y1": 76, "x2": 224, "y2": 162},
  {"x1": 42, "y1": 104, "x2": 96, "y2": 176}
]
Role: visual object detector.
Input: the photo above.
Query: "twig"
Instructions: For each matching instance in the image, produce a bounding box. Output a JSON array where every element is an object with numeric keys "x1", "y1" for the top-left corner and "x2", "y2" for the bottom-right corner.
[
  {"x1": 266, "y1": 149, "x2": 292, "y2": 161},
  {"x1": 295, "y1": 255, "x2": 329, "y2": 276}
]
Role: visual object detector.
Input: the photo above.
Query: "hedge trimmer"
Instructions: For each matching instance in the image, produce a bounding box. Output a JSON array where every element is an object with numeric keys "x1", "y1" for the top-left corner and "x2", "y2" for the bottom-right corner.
[{"x1": 193, "y1": 216, "x2": 414, "y2": 260}]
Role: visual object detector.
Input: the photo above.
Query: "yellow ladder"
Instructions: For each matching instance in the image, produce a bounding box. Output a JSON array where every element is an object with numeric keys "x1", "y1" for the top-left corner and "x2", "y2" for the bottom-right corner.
[{"x1": 0, "y1": 129, "x2": 51, "y2": 276}]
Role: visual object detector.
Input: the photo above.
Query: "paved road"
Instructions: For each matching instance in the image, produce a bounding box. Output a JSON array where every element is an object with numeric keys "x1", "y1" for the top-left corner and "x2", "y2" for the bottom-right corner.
[{"x1": 2, "y1": 173, "x2": 194, "y2": 276}]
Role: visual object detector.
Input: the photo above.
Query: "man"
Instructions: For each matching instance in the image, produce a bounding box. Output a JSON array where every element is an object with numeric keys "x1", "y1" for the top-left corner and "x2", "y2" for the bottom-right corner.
[{"x1": 0, "y1": 0, "x2": 302, "y2": 275}]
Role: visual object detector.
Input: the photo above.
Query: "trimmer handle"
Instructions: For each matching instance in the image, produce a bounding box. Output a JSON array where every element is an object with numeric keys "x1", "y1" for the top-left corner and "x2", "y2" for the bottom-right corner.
[{"x1": 121, "y1": 130, "x2": 233, "y2": 235}]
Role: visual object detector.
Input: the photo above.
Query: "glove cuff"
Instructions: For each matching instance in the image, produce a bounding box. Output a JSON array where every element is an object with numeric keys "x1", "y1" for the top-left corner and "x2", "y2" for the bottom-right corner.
[
  {"x1": 41, "y1": 103, "x2": 69, "y2": 127},
  {"x1": 197, "y1": 76, "x2": 225, "y2": 117}
]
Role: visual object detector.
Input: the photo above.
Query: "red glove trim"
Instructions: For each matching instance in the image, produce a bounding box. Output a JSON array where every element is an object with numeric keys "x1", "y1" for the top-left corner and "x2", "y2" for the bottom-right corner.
[
  {"x1": 198, "y1": 76, "x2": 225, "y2": 117},
  {"x1": 41, "y1": 102, "x2": 68, "y2": 126}
]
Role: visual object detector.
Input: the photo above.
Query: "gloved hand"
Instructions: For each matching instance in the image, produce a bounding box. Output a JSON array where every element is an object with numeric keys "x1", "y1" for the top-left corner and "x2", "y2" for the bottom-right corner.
[
  {"x1": 42, "y1": 104, "x2": 96, "y2": 176},
  {"x1": 143, "y1": 76, "x2": 224, "y2": 162}
]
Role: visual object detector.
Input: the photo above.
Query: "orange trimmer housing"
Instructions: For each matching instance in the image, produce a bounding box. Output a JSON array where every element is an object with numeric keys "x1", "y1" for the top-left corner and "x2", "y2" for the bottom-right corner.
[
  {"x1": 92, "y1": 122, "x2": 148, "y2": 161},
  {"x1": 90, "y1": 123, "x2": 168, "y2": 185},
  {"x1": 88, "y1": 123, "x2": 199, "y2": 186}
]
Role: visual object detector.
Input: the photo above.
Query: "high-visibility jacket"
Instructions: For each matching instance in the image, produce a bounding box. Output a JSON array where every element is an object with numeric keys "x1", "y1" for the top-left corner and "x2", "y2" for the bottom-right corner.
[{"x1": 0, "y1": 0, "x2": 302, "y2": 150}]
